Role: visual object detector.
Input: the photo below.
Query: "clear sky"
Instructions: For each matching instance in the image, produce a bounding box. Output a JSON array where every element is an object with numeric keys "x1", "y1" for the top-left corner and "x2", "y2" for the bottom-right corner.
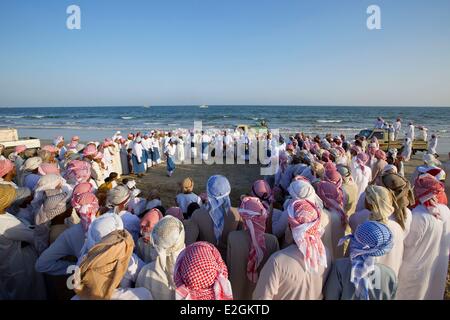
[{"x1": 1, "y1": 0, "x2": 449, "y2": 107}]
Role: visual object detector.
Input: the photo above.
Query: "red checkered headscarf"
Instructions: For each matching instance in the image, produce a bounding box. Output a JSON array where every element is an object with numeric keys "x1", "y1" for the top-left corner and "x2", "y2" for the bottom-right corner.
[
  {"x1": 287, "y1": 199, "x2": 327, "y2": 273},
  {"x1": 323, "y1": 164, "x2": 342, "y2": 188},
  {"x1": 238, "y1": 196, "x2": 267, "y2": 283},
  {"x1": 251, "y1": 180, "x2": 272, "y2": 209},
  {"x1": 413, "y1": 173, "x2": 446, "y2": 219},
  {"x1": 316, "y1": 180, "x2": 347, "y2": 226},
  {"x1": 140, "y1": 208, "x2": 163, "y2": 243},
  {"x1": 174, "y1": 241, "x2": 233, "y2": 300}
]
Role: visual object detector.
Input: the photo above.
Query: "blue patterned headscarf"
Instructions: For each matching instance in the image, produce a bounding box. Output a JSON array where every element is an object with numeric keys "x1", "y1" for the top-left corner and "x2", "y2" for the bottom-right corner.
[
  {"x1": 206, "y1": 175, "x2": 231, "y2": 244},
  {"x1": 338, "y1": 221, "x2": 393, "y2": 300}
]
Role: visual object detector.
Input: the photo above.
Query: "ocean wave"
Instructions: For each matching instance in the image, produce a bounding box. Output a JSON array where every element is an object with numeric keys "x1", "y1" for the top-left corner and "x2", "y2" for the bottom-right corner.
[
  {"x1": 120, "y1": 116, "x2": 135, "y2": 120},
  {"x1": 316, "y1": 120, "x2": 342, "y2": 123},
  {"x1": 2, "y1": 115, "x2": 25, "y2": 119}
]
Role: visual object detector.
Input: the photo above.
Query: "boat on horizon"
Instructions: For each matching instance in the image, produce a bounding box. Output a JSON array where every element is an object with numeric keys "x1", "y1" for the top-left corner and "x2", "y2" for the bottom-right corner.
[{"x1": 199, "y1": 104, "x2": 208, "y2": 109}]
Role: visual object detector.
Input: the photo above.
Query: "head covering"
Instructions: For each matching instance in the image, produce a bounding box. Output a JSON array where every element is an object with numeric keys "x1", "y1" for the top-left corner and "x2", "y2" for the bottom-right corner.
[
  {"x1": 365, "y1": 185, "x2": 394, "y2": 224},
  {"x1": 350, "y1": 145, "x2": 362, "y2": 155},
  {"x1": 174, "y1": 241, "x2": 232, "y2": 300},
  {"x1": 287, "y1": 180, "x2": 323, "y2": 208},
  {"x1": 238, "y1": 196, "x2": 267, "y2": 283},
  {"x1": 93, "y1": 152, "x2": 103, "y2": 160},
  {"x1": 0, "y1": 159, "x2": 14, "y2": 178},
  {"x1": 42, "y1": 145, "x2": 58, "y2": 154},
  {"x1": 140, "y1": 208, "x2": 164, "y2": 244},
  {"x1": 80, "y1": 212, "x2": 124, "y2": 258},
  {"x1": 38, "y1": 163, "x2": 60, "y2": 176},
  {"x1": 72, "y1": 182, "x2": 94, "y2": 198},
  {"x1": 75, "y1": 230, "x2": 134, "y2": 300},
  {"x1": 381, "y1": 173, "x2": 414, "y2": 229},
  {"x1": 250, "y1": 180, "x2": 272, "y2": 207},
  {"x1": 206, "y1": 175, "x2": 231, "y2": 244},
  {"x1": 72, "y1": 136, "x2": 80, "y2": 141},
  {"x1": 316, "y1": 181, "x2": 346, "y2": 225},
  {"x1": 13, "y1": 187, "x2": 32, "y2": 206},
  {"x1": 35, "y1": 190, "x2": 70, "y2": 225},
  {"x1": 35, "y1": 174, "x2": 64, "y2": 193},
  {"x1": 73, "y1": 192, "x2": 99, "y2": 232},
  {"x1": 107, "y1": 185, "x2": 130, "y2": 208},
  {"x1": 166, "y1": 207, "x2": 184, "y2": 221},
  {"x1": 21, "y1": 157, "x2": 43, "y2": 171},
  {"x1": 337, "y1": 165, "x2": 352, "y2": 179},
  {"x1": 287, "y1": 199, "x2": 327, "y2": 273},
  {"x1": 323, "y1": 167, "x2": 342, "y2": 187},
  {"x1": 356, "y1": 153, "x2": 369, "y2": 172},
  {"x1": 83, "y1": 144, "x2": 97, "y2": 157},
  {"x1": 64, "y1": 160, "x2": 91, "y2": 184},
  {"x1": 310, "y1": 161, "x2": 325, "y2": 178},
  {"x1": 0, "y1": 184, "x2": 17, "y2": 211},
  {"x1": 413, "y1": 173, "x2": 446, "y2": 219},
  {"x1": 181, "y1": 177, "x2": 194, "y2": 193},
  {"x1": 382, "y1": 164, "x2": 398, "y2": 175},
  {"x1": 338, "y1": 221, "x2": 393, "y2": 300},
  {"x1": 374, "y1": 150, "x2": 387, "y2": 161},
  {"x1": 151, "y1": 216, "x2": 186, "y2": 288},
  {"x1": 15, "y1": 145, "x2": 26, "y2": 154},
  {"x1": 53, "y1": 136, "x2": 64, "y2": 146}
]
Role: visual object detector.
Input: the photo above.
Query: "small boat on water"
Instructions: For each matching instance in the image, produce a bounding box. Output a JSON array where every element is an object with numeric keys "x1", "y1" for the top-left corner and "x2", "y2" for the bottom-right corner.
[
  {"x1": 199, "y1": 104, "x2": 208, "y2": 109},
  {"x1": 143, "y1": 105, "x2": 151, "y2": 108}
]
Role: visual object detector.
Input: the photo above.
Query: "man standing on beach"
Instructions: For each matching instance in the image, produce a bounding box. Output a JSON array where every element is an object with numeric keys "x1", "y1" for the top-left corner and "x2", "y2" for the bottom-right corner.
[
  {"x1": 393, "y1": 118, "x2": 402, "y2": 140},
  {"x1": 428, "y1": 134, "x2": 438, "y2": 156},
  {"x1": 406, "y1": 122, "x2": 415, "y2": 141}
]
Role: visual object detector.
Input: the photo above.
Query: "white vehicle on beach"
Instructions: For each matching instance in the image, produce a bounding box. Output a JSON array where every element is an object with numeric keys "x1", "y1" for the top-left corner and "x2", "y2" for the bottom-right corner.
[{"x1": 0, "y1": 128, "x2": 41, "y2": 155}]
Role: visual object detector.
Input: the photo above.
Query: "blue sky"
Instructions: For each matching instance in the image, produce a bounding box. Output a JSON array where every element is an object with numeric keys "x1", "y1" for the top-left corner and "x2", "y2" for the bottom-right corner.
[{"x1": 0, "y1": 0, "x2": 449, "y2": 107}]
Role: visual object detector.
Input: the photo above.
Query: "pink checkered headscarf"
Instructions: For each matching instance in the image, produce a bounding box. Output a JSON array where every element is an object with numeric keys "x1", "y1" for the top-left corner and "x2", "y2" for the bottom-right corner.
[
  {"x1": 251, "y1": 180, "x2": 272, "y2": 209},
  {"x1": 356, "y1": 153, "x2": 369, "y2": 173},
  {"x1": 374, "y1": 149, "x2": 387, "y2": 161},
  {"x1": 83, "y1": 144, "x2": 97, "y2": 157},
  {"x1": 316, "y1": 180, "x2": 347, "y2": 226},
  {"x1": 64, "y1": 160, "x2": 91, "y2": 184},
  {"x1": 287, "y1": 199, "x2": 327, "y2": 273},
  {"x1": 174, "y1": 241, "x2": 232, "y2": 300},
  {"x1": 72, "y1": 192, "x2": 99, "y2": 232},
  {"x1": 323, "y1": 166, "x2": 342, "y2": 188},
  {"x1": 238, "y1": 196, "x2": 267, "y2": 283},
  {"x1": 140, "y1": 208, "x2": 163, "y2": 244},
  {"x1": 0, "y1": 159, "x2": 14, "y2": 178},
  {"x1": 38, "y1": 163, "x2": 60, "y2": 176}
]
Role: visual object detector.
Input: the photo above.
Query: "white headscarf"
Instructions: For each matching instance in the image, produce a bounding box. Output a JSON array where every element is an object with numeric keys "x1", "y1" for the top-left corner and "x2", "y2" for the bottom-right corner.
[
  {"x1": 151, "y1": 216, "x2": 186, "y2": 288},
  {"x1": 285, "y1": 180, "x2": 324, "y2": 210},
  {"x1": 78, "y1": 212, "x2": 124, "y2": 259}
]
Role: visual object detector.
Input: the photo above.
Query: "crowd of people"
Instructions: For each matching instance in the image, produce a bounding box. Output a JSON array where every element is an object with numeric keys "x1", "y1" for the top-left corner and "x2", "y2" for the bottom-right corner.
[{"x1": 0, "y1": 119, "x2": 449, "y2": 300}]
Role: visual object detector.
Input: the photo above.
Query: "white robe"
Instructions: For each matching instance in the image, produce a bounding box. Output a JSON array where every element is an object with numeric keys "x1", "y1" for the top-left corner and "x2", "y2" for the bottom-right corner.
[
  {"x1": 429, "y1": 137, "x2": 438, "y2": 155},
  {"x1": 351, "y1": 165, "x2": 372, "y2": 198},
  {"x1": 401, "y1": 139, "x2": 413, "y2": 162},
  {"x1": 406, "y1": 125, "x2": 415, "y2": 140},
  {"x1": 0, "y1": 212, "x2": 46, "y2": 299},
  {"x1": 396, "y1": 204, "x2": 450, "y2": 300}
]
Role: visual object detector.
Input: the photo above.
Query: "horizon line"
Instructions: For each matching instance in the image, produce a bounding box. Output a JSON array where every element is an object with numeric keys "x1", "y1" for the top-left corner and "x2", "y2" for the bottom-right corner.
[{"x1": 1, "y1": 104, "x2": 450, "y2": 109}]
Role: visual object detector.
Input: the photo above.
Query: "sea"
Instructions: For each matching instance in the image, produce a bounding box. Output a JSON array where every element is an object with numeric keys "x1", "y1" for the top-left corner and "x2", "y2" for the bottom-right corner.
[{"x1": 1, "y1": 106, "x2": 449, "y2": 152}]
